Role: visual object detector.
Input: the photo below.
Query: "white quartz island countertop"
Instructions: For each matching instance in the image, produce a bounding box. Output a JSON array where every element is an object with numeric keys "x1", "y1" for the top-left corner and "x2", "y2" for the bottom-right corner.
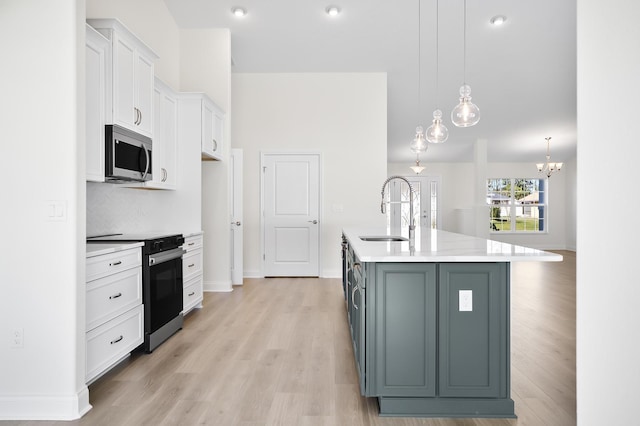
[{"x1": 343, "y1": 227, "x2": 563, "y2": 263}]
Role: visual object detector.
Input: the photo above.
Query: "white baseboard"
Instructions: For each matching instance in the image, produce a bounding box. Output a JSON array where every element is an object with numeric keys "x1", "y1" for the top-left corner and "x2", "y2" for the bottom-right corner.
[
  {"x1": 243, "y1": 270, "x2": 262, "y2": 278},
  {"x1": 0, "y1": 386, "x2": 91, "y2": 420},
  {"x1": 203, "y1": 279, "x2": 233, "y2": 292},
  {"x1": 322, "y1": 268, "x2": 341, "y2": 279}
]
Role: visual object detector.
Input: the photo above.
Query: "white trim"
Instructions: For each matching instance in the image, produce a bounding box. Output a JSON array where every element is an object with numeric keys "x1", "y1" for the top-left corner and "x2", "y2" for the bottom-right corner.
[
  {"x1": 203, "y1": 279, "x2": 233, "y2": 292},
  {"x1": 243, "y1": 269, "x2": 263, "y2": 278},
  {"x1": 0, "y1": 387, "x2": 91, "y2": 420}
]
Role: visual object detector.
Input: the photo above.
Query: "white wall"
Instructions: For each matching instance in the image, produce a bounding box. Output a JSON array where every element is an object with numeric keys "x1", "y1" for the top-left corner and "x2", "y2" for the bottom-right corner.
[
  {"x1": 0, "y1": 0, "x2": 89, "y2": 419},
  {"x1": 232, "y1": 73, "x2": 388, "y2": 278},
  {"x1": 577, "y1": 1, "x2": 640, "y2": 424},
  {"x1": 388, "y1": 160, "x2": 576, "y2": 250}
]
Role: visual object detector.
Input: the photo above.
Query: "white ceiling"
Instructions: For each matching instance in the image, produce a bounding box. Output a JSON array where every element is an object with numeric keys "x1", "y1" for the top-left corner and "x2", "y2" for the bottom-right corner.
[{"x1": 164, "y1": 0, "x2": 577, "y2": 164}]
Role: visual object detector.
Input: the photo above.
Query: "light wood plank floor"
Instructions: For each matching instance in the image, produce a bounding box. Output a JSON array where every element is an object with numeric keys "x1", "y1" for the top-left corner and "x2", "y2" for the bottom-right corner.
[{"x1": 6, "y1": 251, "x2": 575, "y2": 426}]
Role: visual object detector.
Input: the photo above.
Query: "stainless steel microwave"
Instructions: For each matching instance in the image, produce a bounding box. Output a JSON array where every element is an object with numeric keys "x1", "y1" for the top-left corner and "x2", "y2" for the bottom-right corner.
[{"x1": 105, "y1": 125, "x2": 152, "y2": 182}]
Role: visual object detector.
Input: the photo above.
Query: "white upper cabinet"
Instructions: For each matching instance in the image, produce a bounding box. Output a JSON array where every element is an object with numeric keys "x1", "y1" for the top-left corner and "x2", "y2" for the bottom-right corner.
[
  {"x1": 87, "y1": 19, "x2": 158, "y2": 139},
  {"x1": 202, "y1": 96, "x2": 225, "y2": 161},
  {"x1": 144, "y1": 78, "x2": 177, "y2": 190},
  {"x1": 85, "y1": 24, "x2": 109, "y2": 182}
]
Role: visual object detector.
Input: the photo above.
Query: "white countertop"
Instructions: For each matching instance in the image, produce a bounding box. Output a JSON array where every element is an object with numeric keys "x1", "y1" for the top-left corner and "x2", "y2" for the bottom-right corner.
[
  {"x1": 343, "y1": 227, "x2": 563, "y2": 263},
  {"x1": 86, "y1": 241, "x2": 144, "y2": 258}
]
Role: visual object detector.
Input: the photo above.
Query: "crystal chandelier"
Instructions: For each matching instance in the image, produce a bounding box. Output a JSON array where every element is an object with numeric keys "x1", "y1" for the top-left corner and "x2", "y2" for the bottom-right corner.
[
  {"x1": 536, "y1": 137, "x2": 563, "y2": 178},
  {"x1": 451, "y1": 0, "x2": 480, "y2": 127}
]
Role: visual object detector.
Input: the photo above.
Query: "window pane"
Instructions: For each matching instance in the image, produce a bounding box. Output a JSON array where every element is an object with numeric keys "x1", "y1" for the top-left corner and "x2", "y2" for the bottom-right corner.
[
  {"x1": 490, "y1": 207, "x2": 512, "y2": 231},
  {"x1": 487, "y1": 178, "x2": 511, "y2": 205},
  {"x1": 516, "y1": 206, "x2": 543, "y2": 231}
]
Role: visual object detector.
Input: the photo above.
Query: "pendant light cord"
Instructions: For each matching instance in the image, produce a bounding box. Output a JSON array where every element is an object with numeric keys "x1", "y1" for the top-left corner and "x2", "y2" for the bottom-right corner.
[
  {"x1": 463, "y1": 0, "x2": 467, "y2": 85},
  {"x1": 418, "y1": 0, "x2": 422, "y2": 116},
  {"x1": 435, "y1": 0, "x2": 439, "y2": 108}
]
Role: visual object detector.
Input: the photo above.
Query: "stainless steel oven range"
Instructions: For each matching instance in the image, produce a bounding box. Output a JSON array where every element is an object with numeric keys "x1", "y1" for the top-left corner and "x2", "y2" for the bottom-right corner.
[{"x1": 87, "y1": 233, "x2": 185, "y2": 352}]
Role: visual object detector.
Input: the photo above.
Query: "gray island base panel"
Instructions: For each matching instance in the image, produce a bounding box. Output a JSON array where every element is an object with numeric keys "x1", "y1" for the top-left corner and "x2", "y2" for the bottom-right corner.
[
  {"x1": 342, "y1": 228, "x2": 560, "y2": 418},
  {"x1": 378, "y1": 397, "x2": 515, "y2": 418}
]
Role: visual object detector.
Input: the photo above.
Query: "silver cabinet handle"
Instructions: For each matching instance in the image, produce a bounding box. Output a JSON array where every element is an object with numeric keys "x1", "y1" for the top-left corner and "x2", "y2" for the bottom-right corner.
[
  {"x1": 212, "y1": 139, "x2": 218, "y2": 151},
  {"x1": 110, "y1": 335, "x2": 123, "y2": 345},
  {"x1": 138, "y1": 109, "x2": 142, "y2": 125},
  {"x1": 161, "y1": 168, "x2": 167, "y2": 182},
  {"x1": 109, "y1": 260, "x2": 122, "y2": 267},
  {"x1": 352, "y1": 284, "x2": 360, "y2": 310},
  {"x1": 308, "y1": 220, "x2": 318, "y2": 224},
  {"x1": 188, "y1": 242, "x2": 195, "y2": 246},
  {"x1": 188, "y1": 291, "x2": 195, "y2": 297},
  {"x1": 109, "y1": 292, "x2": 122, "y2": 300},
  {"x1": 141, "y1": 142, "x2": 150, "y2": 180},
  {"x1": 231, "y1": 221, "x2": 241, "y2": 226},
  {"x1": 188, "y1": 263, "x2": 195, "y2": 268}
]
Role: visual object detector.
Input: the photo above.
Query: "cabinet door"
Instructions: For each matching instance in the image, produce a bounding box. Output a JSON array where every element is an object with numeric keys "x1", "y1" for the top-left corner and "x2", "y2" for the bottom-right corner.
[
  {"x1": 438, "y1": 263, "x2": 509, "y2": 398},
  {"x1": 146, "y1": 80, "x2": 177, "y2": 190},
  {"x1": 373, "y1": 263, "x2": 437, "y2": 397},
  {"x1": 112, "y1": 32, "x2": 136, "y2": 130},
  {"x1": 135, "y1": 52, "x2": 154, "y2": 137},
  {"x1": 85, "y1": 26, "x2": 107, "y2": 182},
  {"x1": 202, "y1": 100, "x2": 215, "y2": 157},
  {"x1": 201, "y1": 98, "x2": 224, "y2": 160}
]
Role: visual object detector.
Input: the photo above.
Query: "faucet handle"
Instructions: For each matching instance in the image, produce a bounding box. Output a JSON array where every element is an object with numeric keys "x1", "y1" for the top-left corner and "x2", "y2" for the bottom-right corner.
[{"x1": 380, "y1": 200, "x2": 385, "y2": 214}]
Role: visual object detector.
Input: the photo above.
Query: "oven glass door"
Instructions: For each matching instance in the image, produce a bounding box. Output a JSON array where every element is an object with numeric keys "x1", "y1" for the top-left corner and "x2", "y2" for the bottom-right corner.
[{"x1": 147, "y1": 251, "x2": 183, "y2": 333}]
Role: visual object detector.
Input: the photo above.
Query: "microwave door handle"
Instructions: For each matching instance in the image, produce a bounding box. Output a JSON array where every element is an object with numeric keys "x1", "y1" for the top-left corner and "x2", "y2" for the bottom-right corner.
[{"x1": 141, "y1": 143, "x2": 150, "y2": 180}]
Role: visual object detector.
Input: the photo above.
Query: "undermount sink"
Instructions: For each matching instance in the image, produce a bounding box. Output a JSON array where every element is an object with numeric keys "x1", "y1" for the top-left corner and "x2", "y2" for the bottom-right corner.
[{"x1": 359, "y1": 236, "x2": 408, "y2": 242}]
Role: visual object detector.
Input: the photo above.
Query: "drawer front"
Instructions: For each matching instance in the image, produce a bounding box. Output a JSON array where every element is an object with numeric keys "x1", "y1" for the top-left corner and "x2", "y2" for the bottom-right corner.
[
  {"x1": 86, "y1": 304, "x2": 143, "y2": 383},
  {"x1": 183, "y1": 235, "x2": 203, "y2": 251},
  {"x1": 86, "y1": 247, "x2": 141, "y2": 282},
  {"x1": 183, "y1": 275, "x2": 203, "y2": 314},
  {"x1": 183, "y1": 248, "x2": 203, "y2": 282},
  {"x1": 86, "y1": 267, "x2": 142, "y2": 331}
]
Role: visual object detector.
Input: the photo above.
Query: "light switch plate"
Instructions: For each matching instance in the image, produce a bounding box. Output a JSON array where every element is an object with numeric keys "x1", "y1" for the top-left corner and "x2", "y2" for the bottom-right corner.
[{"x1": 459, "y1": 290, "x2": 473, "y2": 312}]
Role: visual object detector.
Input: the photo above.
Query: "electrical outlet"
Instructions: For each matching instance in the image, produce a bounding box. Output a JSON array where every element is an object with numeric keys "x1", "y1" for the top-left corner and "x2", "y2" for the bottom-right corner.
[
  {"x1": 459, "y1": 290, "x2": 473, "y2": 312},
  {"x1": 10, "y1": 328, "x2": 23, "y2": 348}
]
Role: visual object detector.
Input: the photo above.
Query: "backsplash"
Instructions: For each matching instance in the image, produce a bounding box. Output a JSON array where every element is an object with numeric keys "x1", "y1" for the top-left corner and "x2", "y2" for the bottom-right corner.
[{"x1": 87, "y1": 182, "x2": 155, "y2": 236}]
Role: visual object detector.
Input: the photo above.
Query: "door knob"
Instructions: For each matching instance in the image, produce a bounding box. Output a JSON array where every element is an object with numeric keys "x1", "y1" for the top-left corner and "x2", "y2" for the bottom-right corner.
[
  {"x1": 308, "y1": 220, "x2": 318, "y2": 224},
  {"x1": 231, "y1": 221, "x2": 241, "y2": 226}
]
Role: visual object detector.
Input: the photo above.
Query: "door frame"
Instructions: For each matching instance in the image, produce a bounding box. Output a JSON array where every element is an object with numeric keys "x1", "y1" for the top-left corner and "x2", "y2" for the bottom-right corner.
[
  {"x1": 230, "y1": 148, "x2": 243, "y2": 285},
  {"x1": 260, "y1": 151, "x2": 323, "y2": 277}
]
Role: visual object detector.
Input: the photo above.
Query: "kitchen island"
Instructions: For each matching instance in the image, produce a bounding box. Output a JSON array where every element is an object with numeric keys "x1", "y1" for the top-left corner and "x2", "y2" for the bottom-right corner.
[{"x1": 341, "y1": 227, "x2": 562, "y2": 418}]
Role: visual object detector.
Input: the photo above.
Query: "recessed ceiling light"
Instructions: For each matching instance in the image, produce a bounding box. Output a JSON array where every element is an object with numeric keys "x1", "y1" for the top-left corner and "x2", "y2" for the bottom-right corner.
[
  {"x1": 231, "y1": 7, "x2": 247, "y2": 18},
  {"x1": 326, "y1": 6, "x2": 341, "y2": 17},
  {"x1": 490, "y1": 15, "x2": 507, "y2": 26}
]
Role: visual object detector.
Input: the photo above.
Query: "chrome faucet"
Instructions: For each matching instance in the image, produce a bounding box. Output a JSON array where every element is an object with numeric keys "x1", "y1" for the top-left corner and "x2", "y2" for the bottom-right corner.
[{"x1": 380, "y1": 175, "x2": 415, "y2": 246}]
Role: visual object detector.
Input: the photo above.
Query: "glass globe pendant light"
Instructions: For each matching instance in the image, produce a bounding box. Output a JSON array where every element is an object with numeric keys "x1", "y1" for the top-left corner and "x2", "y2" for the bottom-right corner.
[
  {"x1": 410, "y1": 126, "x2": 428, "y2": 153},
  {"x1": 426, "y1": 0, "x2": 449, "y2": 143},
  {"x1": 426, "y1": 109, "x2": 449, "y2": 143},
  {"x1": 451, "y1": 0, "x2": 480, "y2": 128}
]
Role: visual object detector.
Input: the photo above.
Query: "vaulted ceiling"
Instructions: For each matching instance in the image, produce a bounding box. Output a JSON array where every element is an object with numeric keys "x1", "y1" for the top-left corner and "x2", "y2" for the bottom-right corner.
[{"x1": 164, "y1": 0, "x2": 577, "y2": 164}]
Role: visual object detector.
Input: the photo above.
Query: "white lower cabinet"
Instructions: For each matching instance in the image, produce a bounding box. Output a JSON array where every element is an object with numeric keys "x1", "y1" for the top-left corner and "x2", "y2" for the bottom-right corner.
[
  {"x1": 86, "y1": 245, "x2": 144, "y2": 384},
  {"x1": 86, "y1": 304, "x2": 143, "y2": 384},
  {"x1": 182, "y1": 234, "x2": 203, "y2": 314}
]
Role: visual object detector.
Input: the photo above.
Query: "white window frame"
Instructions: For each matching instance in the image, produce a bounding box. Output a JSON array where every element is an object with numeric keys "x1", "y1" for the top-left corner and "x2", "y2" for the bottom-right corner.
[{"x1": 487, "y1": 177, "x2": 548, "y2": 234}]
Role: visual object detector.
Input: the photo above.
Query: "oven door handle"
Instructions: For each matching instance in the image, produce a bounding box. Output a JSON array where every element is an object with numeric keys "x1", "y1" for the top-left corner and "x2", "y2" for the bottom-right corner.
[{"x1": 149, "y1": 248, "x2": 186, "y2": 266}]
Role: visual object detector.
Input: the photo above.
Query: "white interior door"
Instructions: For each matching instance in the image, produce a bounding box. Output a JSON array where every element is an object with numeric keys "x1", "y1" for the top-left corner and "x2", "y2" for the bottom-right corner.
[
  {"x1": 230, "y1": 149, "x2": 243, "y2": 285},
  {"x1": 387, "y1": 175, "x2": 441, "y2": 239},
  {"x1": 262, "y1": 153, "x2": 320, "y2": 277}
]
